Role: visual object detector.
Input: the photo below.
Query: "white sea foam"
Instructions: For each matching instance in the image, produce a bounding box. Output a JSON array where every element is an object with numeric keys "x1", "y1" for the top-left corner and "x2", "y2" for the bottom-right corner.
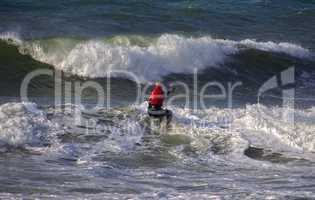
[
  {"x1": 0, "y1": 102, "x2": 59, "y2": 147},
  {"x1": 235, "y1": 105, "x2": 315, "y2": 154}
]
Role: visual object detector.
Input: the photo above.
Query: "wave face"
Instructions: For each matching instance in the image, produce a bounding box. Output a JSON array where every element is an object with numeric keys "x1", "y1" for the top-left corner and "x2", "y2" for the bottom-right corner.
[{"x1": 1, "y1": 33, "x2": 313, "y2": 82}]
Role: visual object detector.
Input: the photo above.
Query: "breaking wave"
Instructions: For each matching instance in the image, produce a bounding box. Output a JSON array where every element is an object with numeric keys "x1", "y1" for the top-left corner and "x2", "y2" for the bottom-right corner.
[{"x1": 0, "y1": 32, "x2": 313, "y2": 82}]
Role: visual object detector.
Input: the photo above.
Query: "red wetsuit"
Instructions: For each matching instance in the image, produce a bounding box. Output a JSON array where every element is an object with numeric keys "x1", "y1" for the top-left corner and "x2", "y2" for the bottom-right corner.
[{"x1": 149, "y1": 85, "x2": 165, "y2": 107}]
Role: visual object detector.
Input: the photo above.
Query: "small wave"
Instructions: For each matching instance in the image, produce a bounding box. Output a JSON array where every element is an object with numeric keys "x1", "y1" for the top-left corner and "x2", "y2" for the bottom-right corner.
[{"x1": 0, "y1": 32, "x2": 312, "y2": 81}]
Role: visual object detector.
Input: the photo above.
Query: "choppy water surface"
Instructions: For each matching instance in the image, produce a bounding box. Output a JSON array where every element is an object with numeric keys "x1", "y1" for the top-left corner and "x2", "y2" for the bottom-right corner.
[{"x1": 1, "y1": 0, "x2": 315, "y2": 199}]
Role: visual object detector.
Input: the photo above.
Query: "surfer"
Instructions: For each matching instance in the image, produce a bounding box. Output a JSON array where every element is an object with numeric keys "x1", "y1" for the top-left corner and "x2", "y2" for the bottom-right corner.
[{"x1": 147, "y1": 82, "x2": 172, "y2": 125}]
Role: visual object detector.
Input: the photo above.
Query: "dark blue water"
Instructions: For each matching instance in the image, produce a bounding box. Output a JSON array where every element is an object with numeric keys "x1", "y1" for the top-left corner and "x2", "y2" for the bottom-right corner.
[{"x1": 1, "y1": 0, "x2": 315, "y2": 49}]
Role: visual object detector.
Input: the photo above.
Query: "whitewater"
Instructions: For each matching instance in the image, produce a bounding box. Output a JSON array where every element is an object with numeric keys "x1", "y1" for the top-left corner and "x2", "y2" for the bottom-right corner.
[{"x1": 0, "y1": 101, "x2": 315, "y2": 199}]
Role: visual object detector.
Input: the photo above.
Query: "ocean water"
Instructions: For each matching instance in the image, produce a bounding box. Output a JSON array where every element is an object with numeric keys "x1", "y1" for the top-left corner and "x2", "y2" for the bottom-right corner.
[{"x1": 0, "y1": 0, "x2": 315, "y2": 199}]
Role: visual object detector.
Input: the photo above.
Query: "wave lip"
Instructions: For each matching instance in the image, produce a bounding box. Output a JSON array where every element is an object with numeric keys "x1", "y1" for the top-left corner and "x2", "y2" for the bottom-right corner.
[{"x1": 238, "y1": 39, "x2": 312, "y2": 59}]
